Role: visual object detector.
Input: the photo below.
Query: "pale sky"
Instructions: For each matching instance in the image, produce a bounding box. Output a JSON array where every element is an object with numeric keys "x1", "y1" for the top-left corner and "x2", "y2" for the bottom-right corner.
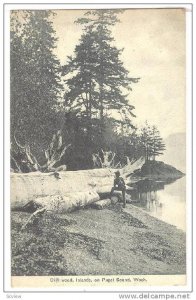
[{"x1": 52, "y1": 8, "x2": 186, "y2": 138}]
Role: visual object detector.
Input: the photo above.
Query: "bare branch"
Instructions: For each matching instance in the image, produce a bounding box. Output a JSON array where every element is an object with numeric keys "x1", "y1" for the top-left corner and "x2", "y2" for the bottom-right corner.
[
  {"x1": 42, "y1": 133, "x2": 71, "y2": 171},
  {"x1": 21, "y1": 207, "x2": 46, "y2": 231},
  {"x1": 10, "y1": 154, "x2": 22, "y2": 172},
  {"x1": 14, "y1": 132, "x2": 26, "y2": 150},
  {"x1": 11, "y1": 131, "x2": 71, "y2": 173},
  {"x1": 93, "y1": 149, "x2": 118, "y2": 168}
]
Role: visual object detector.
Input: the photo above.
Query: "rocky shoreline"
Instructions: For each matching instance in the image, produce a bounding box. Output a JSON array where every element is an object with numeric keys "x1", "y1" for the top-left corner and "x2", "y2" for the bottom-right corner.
[{"x1": 132, "y1": 160, "x2": 185, "y2": 180}]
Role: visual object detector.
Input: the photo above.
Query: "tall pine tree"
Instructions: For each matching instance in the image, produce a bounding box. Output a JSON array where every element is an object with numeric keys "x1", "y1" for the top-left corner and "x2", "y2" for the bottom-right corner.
[
  {"x1": 150, "y1": 126, "x2": 166, "y2": 160},
  {"x1": 10, "y1": 10, "x2": 63, "y2": 159},
  {"x1": 139, "y1": 122, "x2": 166, "y2": 161},
  {"x1": 62, "y1": 10, "x2": 139, "y2": 135}
]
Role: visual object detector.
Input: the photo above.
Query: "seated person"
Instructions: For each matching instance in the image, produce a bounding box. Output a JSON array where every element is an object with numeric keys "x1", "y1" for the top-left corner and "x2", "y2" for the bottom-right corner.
[{"x1": 110, "y1": 170, "x2": 126, "y2": 208}]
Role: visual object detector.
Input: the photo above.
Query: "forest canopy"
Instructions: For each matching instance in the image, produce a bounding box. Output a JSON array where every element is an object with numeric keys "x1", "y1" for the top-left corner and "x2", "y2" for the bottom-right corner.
[{"x1": 10, "y1": 10, "x2": 166, "y2": 172}]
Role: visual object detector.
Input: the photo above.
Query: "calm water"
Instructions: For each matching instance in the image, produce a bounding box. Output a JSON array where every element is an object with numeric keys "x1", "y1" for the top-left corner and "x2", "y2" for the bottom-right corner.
[{"x1": 130, "y1": 177, "x2": 186, "y2": 231}]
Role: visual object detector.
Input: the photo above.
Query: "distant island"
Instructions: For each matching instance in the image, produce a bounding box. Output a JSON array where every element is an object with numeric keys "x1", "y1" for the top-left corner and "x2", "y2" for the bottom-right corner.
[{"x1": 132, "y1": 160, "x2": 185, "y2": 181}]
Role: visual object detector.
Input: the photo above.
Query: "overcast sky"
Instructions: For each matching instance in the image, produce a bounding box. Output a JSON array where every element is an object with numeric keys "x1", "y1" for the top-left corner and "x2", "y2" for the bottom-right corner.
[{"x1": 52, "y1": 8, "x2": 186, "y2": 138}]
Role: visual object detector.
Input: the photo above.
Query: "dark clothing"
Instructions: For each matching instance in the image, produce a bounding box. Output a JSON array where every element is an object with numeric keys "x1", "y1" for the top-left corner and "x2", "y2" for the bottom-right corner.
[
  {"x1": 114, "y1": 176, "x2": 126, "y2": 189},
  {"x1": 111, "y1": 176, "x2": 126, "y2": 208}
]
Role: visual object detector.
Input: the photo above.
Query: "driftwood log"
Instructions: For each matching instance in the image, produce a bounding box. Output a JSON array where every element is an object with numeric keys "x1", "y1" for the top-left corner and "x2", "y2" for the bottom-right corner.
[{"x1": 11, "y1": 158, "x2": 144, "y2": 213}]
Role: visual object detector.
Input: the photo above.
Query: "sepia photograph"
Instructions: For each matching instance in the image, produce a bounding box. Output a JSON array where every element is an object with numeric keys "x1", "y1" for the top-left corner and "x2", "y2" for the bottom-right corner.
[{"x1": 8, "y1": 6, "x2": 188, "y2": 288}]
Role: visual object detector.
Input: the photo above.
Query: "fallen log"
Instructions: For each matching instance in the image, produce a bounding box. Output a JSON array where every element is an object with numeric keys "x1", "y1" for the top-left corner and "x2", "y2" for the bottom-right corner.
[
  {"x1": 11, "y1": 168, "x2": 114, "y2": 208},
  {"x1": 33, "y1": 191, "x2": 100, "y2": 213},
  {"x1": 11, "y1": 158, "x2": 144, "y2": 212},
  {"x1": 17, "y1": 191, "x2": 100, "y2": 216},
  {"x1": 97, "y1": 184, "x2": 134, "y2": 195},
  {"x1": 110, "y1": 191, "x2": 132, "y2": 202},
  {"x1": 91, "y1": 198, "x2": 112, "y2": 210}
]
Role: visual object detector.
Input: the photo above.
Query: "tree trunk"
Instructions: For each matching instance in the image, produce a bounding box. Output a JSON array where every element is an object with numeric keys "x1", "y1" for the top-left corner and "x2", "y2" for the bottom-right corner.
[
  {"x1": 11, "y1": 168, "x2": 114, "y2": 208},
  {"x1": 11, "y1": 158, "x2": 144, "y2": 212},
  {"x1": 99, "y1": 81, "x2": 104, "y2": 121}
]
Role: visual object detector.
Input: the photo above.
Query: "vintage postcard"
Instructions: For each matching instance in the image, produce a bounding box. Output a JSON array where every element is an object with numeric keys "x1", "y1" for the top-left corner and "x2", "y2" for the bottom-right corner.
[{"x1": 3, "y1": 2, "x2": 193, "y2": 295}]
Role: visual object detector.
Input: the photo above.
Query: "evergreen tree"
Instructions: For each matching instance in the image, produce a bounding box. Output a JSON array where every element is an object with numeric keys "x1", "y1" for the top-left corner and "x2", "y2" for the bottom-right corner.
[
  {"x1": 10, "y1": 11, "x2": 63, "y2": 159},
  {"x1": 150, "y1": 126, "x2": 166, "y2": 160},
  {"x1": 140, "y1": 121, "x2": 152, "y2": 162},
  {"x1": 10, "y1": 11, "x2": 26, "y2": 145},
  {"x1": 62, "y1": 9, "x2": 139, "y2": 133},
  {"x1": 127, "y1": 129, "x2": 143, "y2": 160},
  {"x1": 139, "y1": 122, "x2": 166, "y2": 161}
]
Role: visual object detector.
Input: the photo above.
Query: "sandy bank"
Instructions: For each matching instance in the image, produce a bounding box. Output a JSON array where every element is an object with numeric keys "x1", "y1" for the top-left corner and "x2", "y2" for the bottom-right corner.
[{"x1": 11, "y1": 202, "x2": 186, "y2": 276}]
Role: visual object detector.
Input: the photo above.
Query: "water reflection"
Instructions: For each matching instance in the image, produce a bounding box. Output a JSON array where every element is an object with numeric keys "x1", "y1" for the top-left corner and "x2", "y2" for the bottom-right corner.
[
  {"x1": 130, "y1": 180, "x2": 164, "y2": 215},
  {"x1": 127, "y1": 177, "x2": 186, "y2": 231}
]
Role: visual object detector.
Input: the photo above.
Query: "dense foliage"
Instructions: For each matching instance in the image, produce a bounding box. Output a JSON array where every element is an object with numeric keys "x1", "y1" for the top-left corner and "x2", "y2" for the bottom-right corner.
[
  {"x1": 11, "y1": 11, "x2": 64, "y2": 161},
  {"x1": 10, "y1": 10, "x2": 165, "y2": 171}
]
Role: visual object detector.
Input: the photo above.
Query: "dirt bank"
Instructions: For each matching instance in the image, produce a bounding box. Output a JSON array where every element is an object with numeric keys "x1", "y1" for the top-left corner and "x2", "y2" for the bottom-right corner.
[{"x1": 11, "y1": 203, "x2": 186, "y2": 276}]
